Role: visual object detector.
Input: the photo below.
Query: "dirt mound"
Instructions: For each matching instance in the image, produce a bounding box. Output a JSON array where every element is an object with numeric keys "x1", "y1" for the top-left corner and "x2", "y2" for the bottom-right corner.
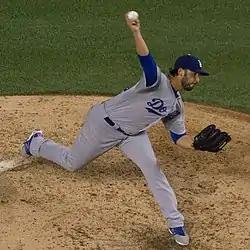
[{"x1": 0, "y1": 96, "x2": 249, "y2": 250}]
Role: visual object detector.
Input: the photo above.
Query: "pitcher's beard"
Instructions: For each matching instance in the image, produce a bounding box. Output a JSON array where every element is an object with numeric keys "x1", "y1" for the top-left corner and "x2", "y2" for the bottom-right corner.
[{"x1": 181, "y1": 78, "x2": 195, "y2": 91}]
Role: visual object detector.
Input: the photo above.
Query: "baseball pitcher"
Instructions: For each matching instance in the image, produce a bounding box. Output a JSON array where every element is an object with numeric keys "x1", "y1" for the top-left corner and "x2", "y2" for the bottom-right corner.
[{"x1": 21, "y1": 12, "x2": 231, "y2": 246}]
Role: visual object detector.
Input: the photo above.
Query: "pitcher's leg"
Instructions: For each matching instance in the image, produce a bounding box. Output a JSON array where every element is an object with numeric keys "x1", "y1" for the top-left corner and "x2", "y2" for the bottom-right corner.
[
  {"x1": 119, "y1": 133, "x2": 184, "y2": 228},
  {"x1": 29, "y1": 127, "x2": 97, "y2": 172},
  {"x1": 23, "y1": 118, "x2": 119, "y2": 172}
]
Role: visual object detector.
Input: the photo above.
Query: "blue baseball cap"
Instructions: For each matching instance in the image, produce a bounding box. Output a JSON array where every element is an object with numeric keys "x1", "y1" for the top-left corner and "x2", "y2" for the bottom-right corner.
[{"x1": 174, "y1": 54, "x2": 209, "y2": 76}]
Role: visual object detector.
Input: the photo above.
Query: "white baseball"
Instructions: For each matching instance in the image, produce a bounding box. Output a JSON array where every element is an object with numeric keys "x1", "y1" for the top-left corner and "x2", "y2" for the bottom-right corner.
[{"x1": 127, "y1": 11, "x2": 139, "y2": 20}]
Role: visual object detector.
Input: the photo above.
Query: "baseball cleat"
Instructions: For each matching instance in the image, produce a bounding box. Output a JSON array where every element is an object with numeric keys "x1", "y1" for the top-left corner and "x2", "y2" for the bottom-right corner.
[
  {"x1": 21, "y1": 129, "x2": 44, "y2": 157},
  {"x1": 169, "y1": 226, "x2": 190, "y2": 246}
]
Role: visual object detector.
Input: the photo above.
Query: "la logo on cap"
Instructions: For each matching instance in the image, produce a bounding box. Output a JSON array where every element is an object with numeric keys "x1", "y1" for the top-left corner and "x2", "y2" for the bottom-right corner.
[
  {"x1": 187, "y1": 54, "x2": 203, "y2": 68},
  {"x1": 198, "y1": 59, "x2": 202, "y2": 68}
]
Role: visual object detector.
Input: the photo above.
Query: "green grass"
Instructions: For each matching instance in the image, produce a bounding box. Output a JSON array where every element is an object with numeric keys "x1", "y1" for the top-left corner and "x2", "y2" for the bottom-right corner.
[{"x1": 0, "y1": 0, "x2": 250, "y2": 113}]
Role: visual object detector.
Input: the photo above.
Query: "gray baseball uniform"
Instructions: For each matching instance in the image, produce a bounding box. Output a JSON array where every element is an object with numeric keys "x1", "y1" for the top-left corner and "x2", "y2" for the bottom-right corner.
[{"x1": 29, "y1": 63, "x2": 186, "y2": 228}]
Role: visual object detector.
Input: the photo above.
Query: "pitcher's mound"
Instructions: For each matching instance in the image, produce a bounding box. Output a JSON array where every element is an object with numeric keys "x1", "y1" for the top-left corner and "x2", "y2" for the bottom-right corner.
[{"x1": 0, "y1": 95, "x2": 249, "y2": 250}]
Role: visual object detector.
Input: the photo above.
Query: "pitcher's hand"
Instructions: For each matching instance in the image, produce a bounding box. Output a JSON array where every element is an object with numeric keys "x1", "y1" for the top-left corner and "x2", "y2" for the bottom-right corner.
[{"x1": 125, "y1": 12, "x2": 140, "y2": 33}]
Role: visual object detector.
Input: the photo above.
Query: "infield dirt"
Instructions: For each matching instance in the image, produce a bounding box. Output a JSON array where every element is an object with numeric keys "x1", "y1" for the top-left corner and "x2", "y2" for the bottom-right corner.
[{"x1": 0, "y1": 96, "x2": 249, "y2": 250}]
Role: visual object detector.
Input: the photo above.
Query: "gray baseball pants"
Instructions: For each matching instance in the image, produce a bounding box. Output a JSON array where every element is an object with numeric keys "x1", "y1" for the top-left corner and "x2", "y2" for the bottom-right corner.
[{"x1": 29, "y1": 103, "x2": 184, "y2": 228}]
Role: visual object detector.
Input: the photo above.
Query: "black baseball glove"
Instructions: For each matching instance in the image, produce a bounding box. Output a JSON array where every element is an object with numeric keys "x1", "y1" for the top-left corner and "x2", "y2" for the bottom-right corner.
[{"x1": 193, "y1": 124, "x2": 232, "y2": 152}]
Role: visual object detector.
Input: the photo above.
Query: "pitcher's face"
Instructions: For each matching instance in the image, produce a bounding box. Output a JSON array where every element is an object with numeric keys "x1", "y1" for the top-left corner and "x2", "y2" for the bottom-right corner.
[{"x1": 180, "y1": 70, "x2": 200, "y2": 91}]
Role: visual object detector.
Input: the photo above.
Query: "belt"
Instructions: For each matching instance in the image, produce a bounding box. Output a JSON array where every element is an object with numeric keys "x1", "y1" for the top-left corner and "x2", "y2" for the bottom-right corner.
[
  {"x1": 104, "y1": 117, "x2": 145, "y2": 137},
  {"x1": 104, "y1": 117, "x2": 131, "y2": 136}
]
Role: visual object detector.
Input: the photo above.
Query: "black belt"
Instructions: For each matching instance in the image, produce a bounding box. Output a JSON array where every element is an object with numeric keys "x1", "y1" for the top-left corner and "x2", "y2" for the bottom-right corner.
[
  {"x1": 104, "y1": 117, "x2": 131, "y2": 136},
  {"x1": 104, "y1": 117, "x2": 144, "y2": 137}
]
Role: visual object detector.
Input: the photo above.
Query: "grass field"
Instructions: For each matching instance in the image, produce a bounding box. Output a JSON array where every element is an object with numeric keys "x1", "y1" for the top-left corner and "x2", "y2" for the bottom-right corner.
[{"x1": 0, "y1": 0, "x2": 250, "y2": 113}]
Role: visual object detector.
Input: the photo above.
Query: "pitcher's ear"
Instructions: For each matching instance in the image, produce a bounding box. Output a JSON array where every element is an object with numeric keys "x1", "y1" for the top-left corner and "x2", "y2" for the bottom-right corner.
[{"x1": 178, "y1": 68, "x2": 184, "y2": 76}]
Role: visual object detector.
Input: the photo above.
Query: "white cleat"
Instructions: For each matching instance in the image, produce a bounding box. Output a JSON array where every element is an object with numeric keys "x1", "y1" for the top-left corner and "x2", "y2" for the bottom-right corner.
[
  {"x1": 21, "y1": 129, "x2": 44, "y2": 157},
  {"x1": 169, "y1": 226, "x2": 190, "y2": 246}
]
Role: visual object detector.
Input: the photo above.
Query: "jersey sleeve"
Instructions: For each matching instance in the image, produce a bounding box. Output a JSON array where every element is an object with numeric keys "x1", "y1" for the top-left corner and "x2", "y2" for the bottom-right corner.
[
  {"x1": 162, "y1": 98, "x2": 186, "y2": 142},
  {"x1": 134, "y1": 53, "x2": 162, "y2": 91},
  {"x1": 138, "y1": 53, "x2": 158, "y2": 86},
  {"x1": 162, "y1": 112, "x2": 186, "y2": 134}
]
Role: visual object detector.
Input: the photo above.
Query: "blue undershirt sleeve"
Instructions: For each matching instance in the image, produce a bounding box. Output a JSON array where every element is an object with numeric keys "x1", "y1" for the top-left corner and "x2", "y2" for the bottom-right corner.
[
  {"x1": 138, "y1": 53, "x2": 157, "y2": 87},
  {"x1": 170, "y1": 131, "x2": 187, "y2": 144}
]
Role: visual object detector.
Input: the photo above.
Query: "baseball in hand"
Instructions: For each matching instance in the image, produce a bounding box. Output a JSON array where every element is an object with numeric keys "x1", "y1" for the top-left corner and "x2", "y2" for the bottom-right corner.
[{"x1": 127, "y1": 11, "x2": 139, "y2": 20}]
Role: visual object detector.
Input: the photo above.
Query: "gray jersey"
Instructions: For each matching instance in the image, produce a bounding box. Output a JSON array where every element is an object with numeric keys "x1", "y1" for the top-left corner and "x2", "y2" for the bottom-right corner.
[{"x1": 103, "y1": 67, "x2": 186, "y2": 135}]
